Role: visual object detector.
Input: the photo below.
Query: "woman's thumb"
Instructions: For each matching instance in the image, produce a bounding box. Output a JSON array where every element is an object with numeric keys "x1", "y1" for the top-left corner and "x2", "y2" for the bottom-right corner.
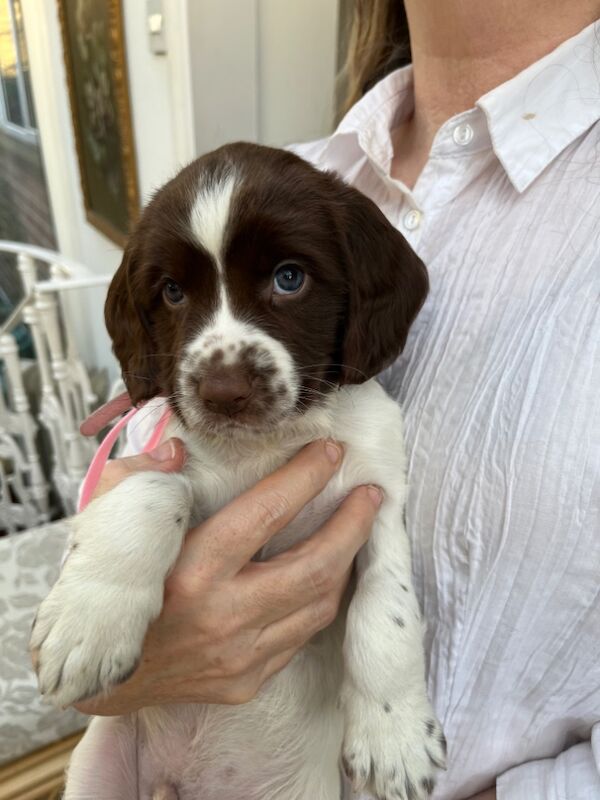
[
  {"x1": 121, "y1": 438, "x2": 186, "y2": 473},
  {"x1": 92, "y1": 438, "x2": 186, "y2": 500},
  {"x1": 144, "y1": 439, "x2": 186, "y2": 466}
]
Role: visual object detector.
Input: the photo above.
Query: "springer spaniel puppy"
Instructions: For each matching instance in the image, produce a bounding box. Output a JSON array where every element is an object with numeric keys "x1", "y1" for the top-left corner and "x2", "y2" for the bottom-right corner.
[{"x1": 31, "y1": 143, "x2": 446, "y2": 800}]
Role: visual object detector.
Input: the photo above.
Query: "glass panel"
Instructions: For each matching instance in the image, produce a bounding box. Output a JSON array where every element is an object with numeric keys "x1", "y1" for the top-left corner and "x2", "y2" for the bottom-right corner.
[
  {"x1": 0, "y1": 0, "x2": 24, "y2": 127},
  {"x1": 11, "y1": 0, "x2": 35, "y2": 128},
  {"x1": 0, "y1": 0, "x2": 54, "y2": 388},
  {"x1": 0, "y1": 0, "x2": 56, "y2": 253}
]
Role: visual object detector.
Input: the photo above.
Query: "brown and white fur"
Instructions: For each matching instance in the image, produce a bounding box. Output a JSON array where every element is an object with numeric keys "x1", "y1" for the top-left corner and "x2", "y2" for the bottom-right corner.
[{"x1": 31, "y1": 143, "x2": 446, "y2": 800}]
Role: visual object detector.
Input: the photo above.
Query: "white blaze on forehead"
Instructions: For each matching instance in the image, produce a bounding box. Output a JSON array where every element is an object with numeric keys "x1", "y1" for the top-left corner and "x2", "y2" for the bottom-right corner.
[
  {"x1": 183, "y1": 168, "x2": 298, "y2": 408},
  {"x1": 179, "y1": 193, "x2": 300, "y2": 428},
  {"x1": 189, "y1": 171, "x2": 237, "y2": 271}
]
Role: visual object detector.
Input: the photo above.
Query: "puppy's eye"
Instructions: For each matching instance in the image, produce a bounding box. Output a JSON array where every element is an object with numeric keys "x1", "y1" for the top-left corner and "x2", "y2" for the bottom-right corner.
[
  {"x1": 273, "y1": 263, "x2": 305, "y2": 295},
  {"x1": 163, "y1": 280, "x2": 185, "y2": 305}
]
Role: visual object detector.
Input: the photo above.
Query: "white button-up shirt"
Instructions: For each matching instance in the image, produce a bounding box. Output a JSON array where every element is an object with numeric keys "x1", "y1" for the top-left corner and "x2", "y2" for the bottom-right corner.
[{"x1": 295, "y1": 20, "x2": 600, "y2": 800}]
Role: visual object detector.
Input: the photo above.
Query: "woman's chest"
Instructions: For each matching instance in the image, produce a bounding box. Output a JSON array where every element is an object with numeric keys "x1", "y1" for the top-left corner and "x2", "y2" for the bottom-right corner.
[
  {"x1": 383, "y1": 180, "x2": 600, "y2": 800},
  {"x1": 396, "y1": 218, "x2": 598, "y2": 604}
]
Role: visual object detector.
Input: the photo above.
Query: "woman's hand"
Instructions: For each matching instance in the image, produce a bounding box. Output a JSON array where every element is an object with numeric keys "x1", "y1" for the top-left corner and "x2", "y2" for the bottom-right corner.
[{"x1": 75, "y1": 437, "x2": 381, "y2": 714}]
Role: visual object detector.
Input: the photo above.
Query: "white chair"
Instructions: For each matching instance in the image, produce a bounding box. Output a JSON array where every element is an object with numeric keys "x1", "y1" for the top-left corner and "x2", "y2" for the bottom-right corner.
[{"x1": 0, "y1": 242, "x2": 111, "y2": 532}]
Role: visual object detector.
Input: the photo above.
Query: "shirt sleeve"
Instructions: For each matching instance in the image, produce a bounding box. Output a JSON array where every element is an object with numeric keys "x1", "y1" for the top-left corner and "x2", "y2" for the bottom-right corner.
[{"x1": 497, "y1": 724, "x2": 600, "y2": 800}]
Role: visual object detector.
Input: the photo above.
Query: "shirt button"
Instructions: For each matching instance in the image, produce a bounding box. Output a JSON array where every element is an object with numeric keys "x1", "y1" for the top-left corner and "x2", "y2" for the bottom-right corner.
[
  {"x1": 403, "y1": 209, "x2": 422, "y2": 231},
  {"x1": 453, "y1": 122, "x2": 474, "y2": 146}
]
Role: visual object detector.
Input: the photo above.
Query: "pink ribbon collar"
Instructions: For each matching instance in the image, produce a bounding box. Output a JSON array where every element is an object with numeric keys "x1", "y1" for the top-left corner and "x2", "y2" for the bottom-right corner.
[{"x1": 78, "y1": 392, "x2": 172, "y2": 512}]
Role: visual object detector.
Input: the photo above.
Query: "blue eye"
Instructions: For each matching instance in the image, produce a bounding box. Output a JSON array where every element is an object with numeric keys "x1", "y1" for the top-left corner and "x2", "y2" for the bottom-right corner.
[{"x1": 273, "y1": 263, "x2": 305, "y2": 295}]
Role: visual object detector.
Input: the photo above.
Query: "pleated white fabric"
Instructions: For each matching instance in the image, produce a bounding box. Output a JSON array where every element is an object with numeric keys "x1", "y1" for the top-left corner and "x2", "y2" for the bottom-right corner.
[{"x1": 294, "y1": 20, "x2": 600, "y2": 800}]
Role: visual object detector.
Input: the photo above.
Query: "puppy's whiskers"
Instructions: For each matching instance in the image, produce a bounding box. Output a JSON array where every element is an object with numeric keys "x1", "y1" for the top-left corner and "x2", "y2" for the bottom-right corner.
[{"x1": 301, "y1": 363, "x2": 370, "y2": 381}]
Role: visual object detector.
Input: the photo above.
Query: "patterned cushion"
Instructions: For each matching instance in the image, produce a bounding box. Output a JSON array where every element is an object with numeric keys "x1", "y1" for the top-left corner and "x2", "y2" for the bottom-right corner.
[{"x1": 0, "y1": 521, "x2": 87, "y2": 765}]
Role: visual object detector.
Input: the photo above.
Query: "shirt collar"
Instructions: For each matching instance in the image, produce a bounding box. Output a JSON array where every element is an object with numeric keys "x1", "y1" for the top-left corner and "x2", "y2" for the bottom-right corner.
[
  {"x1": 327, "y1": 20, "x2": 600, "y2": 194},
  {"x1": 324, "y1": 66, "x2": 414, "y2": 180},
  {"x1": 477, "y1": 20, "x2": 600, "y2": 192}
]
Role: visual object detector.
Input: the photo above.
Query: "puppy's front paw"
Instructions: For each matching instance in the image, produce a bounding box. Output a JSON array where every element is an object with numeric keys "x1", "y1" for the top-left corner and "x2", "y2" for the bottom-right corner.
[
  {"x1": 30, "y1": 563, "x2": 159, "y2": 707},
  {"x1": 30, "y1": 471, "x2": 192, "y2": 707},
  {"x1": 341, "y1": 689, "x2": 446, "y2": 800}
]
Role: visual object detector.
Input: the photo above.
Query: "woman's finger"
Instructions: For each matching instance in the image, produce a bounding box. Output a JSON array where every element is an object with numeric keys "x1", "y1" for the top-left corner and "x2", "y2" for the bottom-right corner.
[
  {"x1": 253, "y1": 576, "x2": 351, "y2": 661},
  {"x1": 178, "y1": 439, "x2": 344, "y2": 577},
  {"x1": 237, "y1": 485, "x2": 382, "y2": 626},
  {"x1": 257, "y1": 646, "x2": 301, "y2": 689}
]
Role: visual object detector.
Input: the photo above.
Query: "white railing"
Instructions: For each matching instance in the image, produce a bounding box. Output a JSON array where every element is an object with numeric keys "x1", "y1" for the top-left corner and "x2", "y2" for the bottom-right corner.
[{"x1": 0, "y1": 242, "x2": 111, "y2": 533}]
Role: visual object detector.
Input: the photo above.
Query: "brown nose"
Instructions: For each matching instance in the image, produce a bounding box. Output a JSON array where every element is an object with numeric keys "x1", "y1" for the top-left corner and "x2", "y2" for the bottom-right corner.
[{"x1": 198, "y1": 368, "x2": 253, "y2": 415}]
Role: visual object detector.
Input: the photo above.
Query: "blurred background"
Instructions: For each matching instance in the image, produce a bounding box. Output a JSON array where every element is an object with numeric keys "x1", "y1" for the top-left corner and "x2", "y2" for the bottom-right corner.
[{"x1": 0, "y1": 2, "x2": 355, "y2": 796}]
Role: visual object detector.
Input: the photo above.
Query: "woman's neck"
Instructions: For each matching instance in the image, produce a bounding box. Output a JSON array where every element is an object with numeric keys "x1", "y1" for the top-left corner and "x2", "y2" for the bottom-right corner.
[{"x1": 391, "y1": 0, "x2": 600, "y2": 187}]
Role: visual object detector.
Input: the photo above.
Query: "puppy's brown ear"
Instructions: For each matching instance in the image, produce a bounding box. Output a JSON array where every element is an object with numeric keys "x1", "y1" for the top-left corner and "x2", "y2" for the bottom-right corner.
[
  {"x1": 105, "y1": 244, "x2": 161, "y2": 404},
  {"x1": 337, "y1": 182, "x2": 428, "y2": 384}
]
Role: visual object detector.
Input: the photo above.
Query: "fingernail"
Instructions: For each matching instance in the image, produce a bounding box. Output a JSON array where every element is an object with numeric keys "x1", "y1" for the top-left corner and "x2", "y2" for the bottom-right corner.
[
  {"x1": 148, "y1": 440, "x2": 175, "y2": 462},
  {"x1": 325, "y1": 439, "x2": 342, "y2": 464},
  {"x1": 367, "y1": 485, "x2": 384, "y2": 507}
]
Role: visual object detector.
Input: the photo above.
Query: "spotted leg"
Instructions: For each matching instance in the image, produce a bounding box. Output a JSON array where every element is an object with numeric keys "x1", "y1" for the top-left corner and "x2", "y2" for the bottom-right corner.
[{"x1": 340, "y1": 498, "x2": 446, "y2": 800}]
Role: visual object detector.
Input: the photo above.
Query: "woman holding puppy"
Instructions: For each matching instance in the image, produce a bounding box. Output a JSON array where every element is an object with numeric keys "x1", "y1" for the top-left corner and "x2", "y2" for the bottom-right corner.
[{"x1": 75, "y1": 1, "x2": 600, "y2": 798}]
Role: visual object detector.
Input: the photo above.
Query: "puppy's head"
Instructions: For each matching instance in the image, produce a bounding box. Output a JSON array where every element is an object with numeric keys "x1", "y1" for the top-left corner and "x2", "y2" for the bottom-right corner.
[{"x1": 105, "y1": 143, "x2": 427, "y2": 434}]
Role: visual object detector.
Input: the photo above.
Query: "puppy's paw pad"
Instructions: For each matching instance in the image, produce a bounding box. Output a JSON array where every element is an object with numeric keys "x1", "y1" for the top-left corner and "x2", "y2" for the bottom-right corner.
[{"x1": 342, "y1": 692, "x2": 445, "y2": 800}]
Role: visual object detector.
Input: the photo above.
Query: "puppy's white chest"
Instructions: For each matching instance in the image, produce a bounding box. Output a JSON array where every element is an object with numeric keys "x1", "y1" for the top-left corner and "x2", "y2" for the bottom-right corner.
[{"x1": 179, "y1": 380, "x2": 406, "y2": 556}]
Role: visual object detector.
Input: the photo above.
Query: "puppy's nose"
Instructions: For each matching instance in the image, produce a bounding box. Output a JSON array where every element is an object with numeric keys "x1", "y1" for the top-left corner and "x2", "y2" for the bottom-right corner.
[{"x1": 198, "y1": 368, "x2": 253, "y2": 415}]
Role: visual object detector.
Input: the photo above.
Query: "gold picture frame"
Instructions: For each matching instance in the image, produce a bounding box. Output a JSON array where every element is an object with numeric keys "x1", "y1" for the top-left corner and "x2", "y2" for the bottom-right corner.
[{"x1": 57, "y1": 0, "x2": 139, "y2": 246}]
